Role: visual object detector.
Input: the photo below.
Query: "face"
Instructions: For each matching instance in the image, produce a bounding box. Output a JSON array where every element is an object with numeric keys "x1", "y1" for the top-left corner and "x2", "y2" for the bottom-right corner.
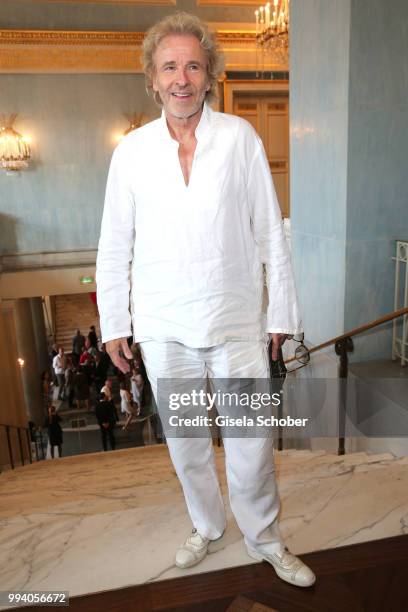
[{"x1": 152, "y1": 35, "x2": 210, "y2": 120}]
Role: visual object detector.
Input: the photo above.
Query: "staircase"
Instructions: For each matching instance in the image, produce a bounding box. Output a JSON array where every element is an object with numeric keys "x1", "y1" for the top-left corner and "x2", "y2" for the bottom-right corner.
[{"x1": 54, "y1": 293, "x2": 101, "y2": 352}]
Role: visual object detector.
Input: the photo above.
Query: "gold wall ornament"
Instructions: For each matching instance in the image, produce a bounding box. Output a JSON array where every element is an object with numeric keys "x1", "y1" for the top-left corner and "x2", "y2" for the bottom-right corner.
[
  {"x1": 0, "y1": 114, "x2": 31, "y2": 172},
  {"x1": 123, "y1": 112, "x2": 151, "y2": 134},
  {"x1": 113, "y1": 112, "x2": 153, "y2": 144}
]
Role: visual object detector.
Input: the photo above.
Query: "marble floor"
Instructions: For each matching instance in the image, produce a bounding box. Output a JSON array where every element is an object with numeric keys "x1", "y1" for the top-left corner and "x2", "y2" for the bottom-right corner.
[{"x1": 0, "y1": 445, "x2": 407, "y2": 600}]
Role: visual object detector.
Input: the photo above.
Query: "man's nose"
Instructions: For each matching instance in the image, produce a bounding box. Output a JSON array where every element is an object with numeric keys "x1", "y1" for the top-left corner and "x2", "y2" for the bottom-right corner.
[{"x1": 175, "y1": 66, "x2": 189, "y2": 86}]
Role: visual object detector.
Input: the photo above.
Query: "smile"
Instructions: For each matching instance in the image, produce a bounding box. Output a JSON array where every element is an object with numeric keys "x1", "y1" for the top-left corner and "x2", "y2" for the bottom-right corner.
[{"x1": 172, "y1": 93, "x2": 192, "y2": 98}]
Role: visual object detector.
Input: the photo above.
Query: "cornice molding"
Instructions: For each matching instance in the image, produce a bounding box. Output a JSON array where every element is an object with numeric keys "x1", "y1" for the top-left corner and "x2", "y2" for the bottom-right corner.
[
  {"x1": 198, "y1": 0, "x2": 260, "y2": 5},
  {"x1": 18, "y1": 0, "x2": 176, "y2": 4},
  {"x1": 0, "y1": 249, "x2": 97, "y2": 273},
  {"x1": 0, "y1": 29, "x2": 255, "y2": 46},
  {"x1": 217, "y1": 30, "x2": 256, "y2": 44},
  {"x1": 0, "y1": 28, "x2": 287, "y2": 72},
  {"x1": 0, "y1": 30, "x2": 143, "y2": 45}
]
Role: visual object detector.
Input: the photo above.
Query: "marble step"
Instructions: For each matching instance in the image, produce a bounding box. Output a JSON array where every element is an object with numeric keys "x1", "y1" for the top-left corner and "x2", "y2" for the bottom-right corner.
[
  {"x1": 1, "y1": 443, "x2": 407, "y2": 598},
  {"x1": 275, "y1": 450, "x2": 399, "y2": 482}
]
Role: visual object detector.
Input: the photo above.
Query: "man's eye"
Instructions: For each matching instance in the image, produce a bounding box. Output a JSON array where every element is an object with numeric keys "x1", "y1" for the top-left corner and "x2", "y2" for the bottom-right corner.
[
  {"x1": 189, "y1": 64, "x2": 199, "y2": 70},
  {"x1": 164, "y1": 66, "x2": 175, "y2": 71}
]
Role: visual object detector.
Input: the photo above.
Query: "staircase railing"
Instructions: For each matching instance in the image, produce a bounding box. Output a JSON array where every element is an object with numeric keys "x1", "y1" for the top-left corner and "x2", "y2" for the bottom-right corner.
[
  {"x1": 284, "y1": 306, "x2": 408, "y2": 455},
  {"x1": 0, "y1": 423, "x2": 32, "y2": 471}
]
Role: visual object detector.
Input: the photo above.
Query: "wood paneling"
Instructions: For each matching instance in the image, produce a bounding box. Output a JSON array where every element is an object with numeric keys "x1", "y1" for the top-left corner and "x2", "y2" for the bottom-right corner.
[
  {"x1": 233, "y1": 93, "x2": 290, "y2": 217},
  {"x1": 0, "y1": 302, "x2": 30, "y2": 470}
]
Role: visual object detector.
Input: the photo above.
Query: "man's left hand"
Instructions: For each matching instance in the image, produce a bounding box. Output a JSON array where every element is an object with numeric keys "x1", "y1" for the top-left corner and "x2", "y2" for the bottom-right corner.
[{"x1": 268, "y1": 333, "x2": 290, "y2": 361}]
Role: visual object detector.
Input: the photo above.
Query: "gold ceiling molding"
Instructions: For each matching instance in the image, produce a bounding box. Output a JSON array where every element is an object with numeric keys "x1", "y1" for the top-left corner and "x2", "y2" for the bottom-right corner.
[
  {"x1": 0, "y1": 30, "x2": 144, "y2": 46},
  {"x1": 217, "y1": 30, "x2": 255, "y2": 44},
  {"x1": 0, "y1": 28, "x2": 287, "y2": 73},
  {"x1": 23, "y1": 0, "x2": 176, "y2": 4},
  {"x1": 198, "y1": 1, "x2": 261, "y2": 5},
  {"x1": 0, "y1": 29, "x2": 255, "y2": 46}
]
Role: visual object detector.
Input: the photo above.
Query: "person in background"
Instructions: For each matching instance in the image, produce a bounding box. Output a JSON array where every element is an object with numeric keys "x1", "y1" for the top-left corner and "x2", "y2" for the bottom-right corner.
[
  {"x1": 101, "y1": 377, "x2": 118, "y2": 421},
  {"x1": 119, "y1": 382, "x2": 134, "y2": 431},
  {"x1": 49, "y1": 341, "x2": 59, "y2": 385},
  {"x1": 52, "y1": 347, "x2": 66, "y2": 401},
  {"x1": 41, "y1": 370, "x2": 53, "y2": 415},
  {"x1": 131, "y1": 366, "x2": 143, "y2": 417},
  {"x1": 101, "y1": 378, "x2": 113, "y2": 401},
  {"x1": 44, "y1": 405, "x2": 63, "y2": 459},
  {"x1": 72, "y1": 329, "x2": 86, "y2": 359},
  {"x1": 72, "y1": 367, "x2": 90, "y2": 410},
  {"x1": 99, "y1": 343, "x2": 112, "y2": 371},
  {"x1": 64, "y1": 357, "x2": 75, "y2": 409},
  {"x1": 88, "y1": 325, "x2": 98, "y2": 349},
  {"x1": 94, "y1": 349, "x2": 110, "y2": 395},
  {"x1": 95, "y1": 392, "x2": 117, "y2": 451}
]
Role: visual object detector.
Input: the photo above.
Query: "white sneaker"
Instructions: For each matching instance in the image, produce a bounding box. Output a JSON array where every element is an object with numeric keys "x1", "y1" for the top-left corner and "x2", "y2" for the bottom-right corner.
[
  {"x1": 175, "y1": 528, "x2": 210, "y2": 569},
  {"x1": 247, "y1": 545, "x2": 316, "y2": 587}
]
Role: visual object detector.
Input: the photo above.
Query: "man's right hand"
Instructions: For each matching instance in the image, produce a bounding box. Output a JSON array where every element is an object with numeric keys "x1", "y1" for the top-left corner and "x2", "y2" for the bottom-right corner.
[{"x1": 105, "y1": 337, "x2": 133, "y2": 373}]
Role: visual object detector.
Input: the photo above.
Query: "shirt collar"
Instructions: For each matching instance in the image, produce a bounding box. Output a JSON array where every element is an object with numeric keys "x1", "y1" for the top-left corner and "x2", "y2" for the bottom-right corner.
[{"x1": 159, "y1": 101, "x2": 213, "y2": 144}]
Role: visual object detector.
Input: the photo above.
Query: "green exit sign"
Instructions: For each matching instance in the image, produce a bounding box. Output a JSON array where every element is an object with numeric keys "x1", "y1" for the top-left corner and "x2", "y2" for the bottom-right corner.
[{"x1": 80, "y1": 276, "x2": 94, "y2": 285}]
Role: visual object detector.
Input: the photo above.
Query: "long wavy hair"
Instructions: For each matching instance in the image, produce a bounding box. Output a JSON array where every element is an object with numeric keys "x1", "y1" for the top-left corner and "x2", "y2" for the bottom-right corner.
[{"x1": 141, "y1": 12, "x2": 224, "y2": 106}]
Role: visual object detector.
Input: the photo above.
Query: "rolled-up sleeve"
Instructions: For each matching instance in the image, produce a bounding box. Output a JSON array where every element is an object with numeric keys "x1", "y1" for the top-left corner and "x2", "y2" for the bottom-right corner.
[
  {"x1": 247, "y1": 135, "x2": 303, "y2": 335},
  {"x1": 96, "y1": 146, "x2": 135, "y2": 343}
]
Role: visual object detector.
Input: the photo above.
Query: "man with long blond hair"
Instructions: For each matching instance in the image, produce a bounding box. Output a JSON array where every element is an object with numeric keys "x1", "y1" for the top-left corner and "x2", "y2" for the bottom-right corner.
[{"x1": 96, "y1": 12, "x2": 315, "y2": 587}]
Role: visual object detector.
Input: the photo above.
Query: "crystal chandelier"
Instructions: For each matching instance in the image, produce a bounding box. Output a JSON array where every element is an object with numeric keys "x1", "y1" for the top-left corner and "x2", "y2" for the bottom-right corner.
[
  {"x1": 0, "y1": 114, "x2": 31, "y2": 171},
  {"x1": 255, "y1": 0, "x2": 290, "y2": 51}
]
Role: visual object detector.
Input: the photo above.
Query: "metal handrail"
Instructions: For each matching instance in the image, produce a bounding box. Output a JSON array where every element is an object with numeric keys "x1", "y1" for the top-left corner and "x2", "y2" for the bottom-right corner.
[
  {"x1": 0, "y1": 423, "x2": 32, "y2": 470},
  {"x1": 283, "y1": 306, "x2": 408, "y2": 456},
  {"x1": 285, "y1": 306, "x2": 408, "y2": 364}
]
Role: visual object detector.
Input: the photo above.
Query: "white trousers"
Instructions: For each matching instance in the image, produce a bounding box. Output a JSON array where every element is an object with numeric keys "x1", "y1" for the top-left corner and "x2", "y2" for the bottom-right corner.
[{"x1": 140, "y1": 340, "x2": 283, "y2": 554}]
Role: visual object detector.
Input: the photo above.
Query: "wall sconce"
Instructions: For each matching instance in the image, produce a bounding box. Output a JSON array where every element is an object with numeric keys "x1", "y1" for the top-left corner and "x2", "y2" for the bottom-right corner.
[
  {"x1": 114, "y1": 113, "x2": 151, "y2": 144},
  {"x1": 17, "y1": 358, "x2": 25, "y2": 368},
  {"x1": 0, "y1": 113, "x2": 31, "y2": 172}
]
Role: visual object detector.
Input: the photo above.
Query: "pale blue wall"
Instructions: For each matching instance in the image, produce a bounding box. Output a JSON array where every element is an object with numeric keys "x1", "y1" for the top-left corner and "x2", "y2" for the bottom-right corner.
[
  {"x1": 345, "y1": 0, "x2": 408, "y2": 360},
  {"x1": 290, "y1": 0, "x2": 351, "y2": 345},
  {"x1": 0, "y1": 74, "x2": 159, "y2": 254},
  {"x1": 291, "y1": 0, "x2": 408, "y2": 361}
]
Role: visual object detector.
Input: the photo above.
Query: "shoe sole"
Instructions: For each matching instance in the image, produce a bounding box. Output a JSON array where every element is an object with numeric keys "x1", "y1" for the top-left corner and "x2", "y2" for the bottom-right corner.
[{"x1": 246, "y1": 547, "x2": 316, "y2": 588}]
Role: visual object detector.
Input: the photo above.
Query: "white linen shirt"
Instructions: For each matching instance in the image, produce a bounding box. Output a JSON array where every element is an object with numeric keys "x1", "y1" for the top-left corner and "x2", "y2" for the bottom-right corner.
[{"x1": 96, "y1": 102, "x2": 302, "y2": 346}]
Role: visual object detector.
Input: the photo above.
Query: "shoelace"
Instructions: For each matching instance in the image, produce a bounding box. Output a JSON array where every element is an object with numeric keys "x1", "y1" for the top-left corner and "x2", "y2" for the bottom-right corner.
[
  {"x1": 274, "y1": 547, "x2": 302, "y2": 572},
  {"x1": 186, "y1": 528, "x2": 206, "y2": 548}
]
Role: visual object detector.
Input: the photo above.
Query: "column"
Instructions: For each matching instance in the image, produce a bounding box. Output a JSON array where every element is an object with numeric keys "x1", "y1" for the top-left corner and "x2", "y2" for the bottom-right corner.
[{"x1": 14, "y1": 298, "x2": 44, "y2": 426}]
